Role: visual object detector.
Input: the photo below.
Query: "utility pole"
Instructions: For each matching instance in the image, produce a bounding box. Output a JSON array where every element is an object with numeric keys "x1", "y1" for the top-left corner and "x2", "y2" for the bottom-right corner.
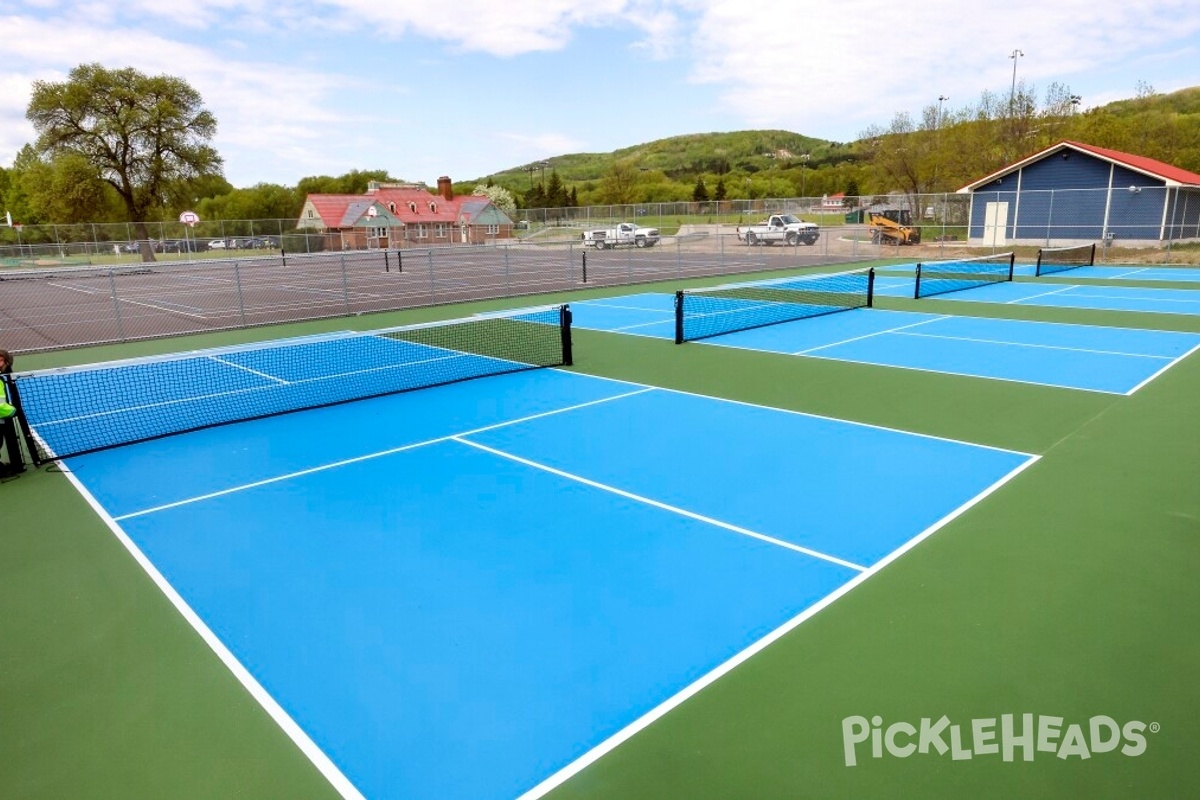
[{"x1": 1008, "y1": 49, "x2": 1024, "y2": 115}]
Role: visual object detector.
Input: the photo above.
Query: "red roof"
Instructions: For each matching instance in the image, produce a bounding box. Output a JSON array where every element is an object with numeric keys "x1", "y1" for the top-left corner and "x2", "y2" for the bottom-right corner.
[
  {"x1": 1063, "y1": 140, "x2": 1200, "y2": 185},
  {"x1": 959, "y1": 140, "x2": 1200, "y2": 191},
  {"x1": 304, "y1": 184, "x2": 479, "y2": 227}
]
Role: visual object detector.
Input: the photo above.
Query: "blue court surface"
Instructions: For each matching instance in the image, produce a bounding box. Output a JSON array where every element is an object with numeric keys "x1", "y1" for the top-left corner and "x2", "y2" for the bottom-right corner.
[
  {"x1": 878, "y1": 262, "x2": 1200, "y2": 283},
  {"x1": 570, "y1": 292, "x2": 1200, "y2": 394},
  {"x1": 873, "y1": 276, "x2": 1200, "y2": 316},
  {"x1": 59, "y1": 366, "x2": 1034, "y2": 800}
]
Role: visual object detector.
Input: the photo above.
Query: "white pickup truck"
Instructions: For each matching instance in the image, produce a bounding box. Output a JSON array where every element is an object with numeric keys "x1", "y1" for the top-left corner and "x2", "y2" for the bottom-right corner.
[
  {"x1": 581, "y1": 222, "x2": 660, "y2": 249},
  {"x1": 736, "y1": 214, "x2": 820, "y2": 246}
]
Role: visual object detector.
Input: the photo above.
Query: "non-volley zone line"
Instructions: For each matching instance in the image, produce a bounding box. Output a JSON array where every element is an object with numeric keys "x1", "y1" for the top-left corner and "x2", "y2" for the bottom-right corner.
[{"x1": 65, "y1": 368, "x2": 1033, "y2": 800}]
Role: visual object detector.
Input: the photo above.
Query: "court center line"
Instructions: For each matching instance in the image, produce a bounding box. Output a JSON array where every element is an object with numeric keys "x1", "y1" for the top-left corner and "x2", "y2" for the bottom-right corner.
[
  {"x1": 113, "y1": 388, "x2": 655, "y2": 520},
  {"x1": 1007, "y1": 284, "x2": 1078, "y2": 304},
  {"x1": 453, "y1": 436, "x2": 867, "y2": 573},
  {"x1": 1106, "y1": 267, "x2": 1149, "y2": 279},
  {"x1": 210, "y1": 356, "x2": 292, "y2": 383},
  {"x1": 791, "y1": 314, "x2": 952, "y2": 355},
  {"x1": 516, "y1": 453, "x2": 1040, "y2": 800},
  {"x1": 891, "y1": 330, "x2": 1174, "y2": 360}
]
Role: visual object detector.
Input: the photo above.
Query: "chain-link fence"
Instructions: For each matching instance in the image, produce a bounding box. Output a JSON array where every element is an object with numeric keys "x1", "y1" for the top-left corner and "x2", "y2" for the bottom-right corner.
[
  {"x1": 3, "y1": 188, "x2": 1198, "y2": 353},
  {"x1": 2, "y1": 188, "x2": 1197, "y2": 269},
  {"x1": 1, "y1": 233, "x2": 874, "y2": 353}
]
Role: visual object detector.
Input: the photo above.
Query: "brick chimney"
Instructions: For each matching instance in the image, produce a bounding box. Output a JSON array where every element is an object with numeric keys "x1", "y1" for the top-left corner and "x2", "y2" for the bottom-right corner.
[{"x1": 437, "y1": 176, "x2": 453, "y2": 201}]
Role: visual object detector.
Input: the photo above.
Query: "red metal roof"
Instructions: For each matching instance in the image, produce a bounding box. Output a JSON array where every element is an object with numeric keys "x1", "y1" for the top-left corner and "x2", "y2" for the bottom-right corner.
[{"x1": 1063, "y1": 140, "x2": 1200, "y2": 185}]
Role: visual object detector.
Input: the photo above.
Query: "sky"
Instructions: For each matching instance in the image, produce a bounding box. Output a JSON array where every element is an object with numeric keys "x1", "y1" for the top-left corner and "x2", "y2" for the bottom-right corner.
[{"x1": 2, "y1": 1, "x2": 1200, "y2": 189}]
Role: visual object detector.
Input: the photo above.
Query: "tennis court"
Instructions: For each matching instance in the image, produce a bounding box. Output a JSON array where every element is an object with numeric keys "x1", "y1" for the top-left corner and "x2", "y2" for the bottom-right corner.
[
  {"x1": 569, "y1": 289, "x2": 1200, "y2": 394},
  {"x1": 15, "y1": 321, "x2": 1035, "y2": 800}
]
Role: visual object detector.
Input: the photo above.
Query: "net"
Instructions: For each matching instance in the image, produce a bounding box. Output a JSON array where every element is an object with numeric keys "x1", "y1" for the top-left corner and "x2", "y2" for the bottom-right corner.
[
  {"x1": 1036, "y1": 243, "x2": 1095, "y2": 276},
  {"x1": 674, "y1": 268, "x2": 875, "y2": 343},
  {"x1": 13, "y1": 305, "x2": 572, "y2": 463},
  {"x1": 913, "y1": 253, "x2": 1015, "y2": 299}
]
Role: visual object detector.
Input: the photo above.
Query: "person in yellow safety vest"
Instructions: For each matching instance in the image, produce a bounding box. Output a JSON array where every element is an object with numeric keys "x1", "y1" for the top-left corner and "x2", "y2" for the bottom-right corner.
[{"x1": 0, "y1": 348, "x2": 26, "y2": 477}]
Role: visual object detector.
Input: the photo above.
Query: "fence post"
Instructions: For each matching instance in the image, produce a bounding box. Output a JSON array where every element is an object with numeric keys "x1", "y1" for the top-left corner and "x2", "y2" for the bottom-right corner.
[
  {"x1": 428, "y1": 249, "x2": 435, "y2": 303},
  {"x1": 339, "y1": 252, "x2": 352, "y2": 314},
  {"x1": 108, "y1": 270, "x2": 127, "y2": 342},
  {"x1": 233, "y1": 261, "x2": 248, "y2": 325},
  {"x1": 504, "y1": 244, "x2": 511, "y2": 294}
]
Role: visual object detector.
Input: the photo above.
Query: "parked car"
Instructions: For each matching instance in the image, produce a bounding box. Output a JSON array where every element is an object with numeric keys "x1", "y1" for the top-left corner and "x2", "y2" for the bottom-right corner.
[
  {"x1": 208, "y1": 239, "x2": 228, "y2": 250},
  {"x1": 161, "y1": 239, "x2": 200, "y2": 253}
]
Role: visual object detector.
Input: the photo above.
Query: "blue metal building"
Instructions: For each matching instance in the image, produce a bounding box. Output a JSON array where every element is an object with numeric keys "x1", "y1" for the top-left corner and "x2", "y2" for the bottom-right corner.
[{"x1": 958, "y1": 140, "x2": 1200, "y2": 246}]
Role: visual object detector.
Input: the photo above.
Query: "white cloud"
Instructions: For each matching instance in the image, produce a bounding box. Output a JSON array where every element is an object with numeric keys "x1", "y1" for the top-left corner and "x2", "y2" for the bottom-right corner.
[{"x1": 684, "y1": 0, "x2": 1200, "y2": 140}]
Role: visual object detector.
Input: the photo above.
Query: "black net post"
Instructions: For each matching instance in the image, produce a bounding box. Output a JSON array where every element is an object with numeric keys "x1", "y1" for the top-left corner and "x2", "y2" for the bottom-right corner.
[
  {"x1": 867, "y1": 267, "x2": 875, "y2": 307},
  {"x1": 1006, "y1": 252, "x2": 1016, "y2": 281},
  {"x1": 281, "y1": 248, "x2": 287, "y2": 268},
  {"x1": 559, "y1": 305, "x2": 574, "y2": 366},
  {"x1": 581, "y1": 251, "x2": 588, "y2": 283},
  {"x1": 1087, "y1": 243, "x2": 1096, "y2": 266},
  {"x1": 674, "y1": 290, "x2": 685, "y2": 344},
  {"x1": 913, "y1": 264, "x2": 923, "y2": 300}
]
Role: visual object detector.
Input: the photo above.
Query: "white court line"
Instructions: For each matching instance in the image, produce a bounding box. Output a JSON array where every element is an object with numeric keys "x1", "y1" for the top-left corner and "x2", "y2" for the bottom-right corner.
[
  {"x1": 1051, "y1": 290, "x2": 1200, "y2": 305},
  {"x1": 113, "y1": 388, "x2": 654, "y2": 520},
  {"x1": 454, "y1": 437, "x2": 867, "y2": 573},
  {"x1": 892, "y1": 330, "x2": 1173, "y2": 360},
  {"x1": 1006, "y1": 284, "x2": 1078, "y2": 304},
  {"x1": 1106, "y1": 267, "x2": 1149, "y2": 279},
  {"x1": 640, "y1": 383, "x2": 1038, "y2": 456},
  {"x1": 55, "y1": 464, "x2": 368, "y2": 800},
  {"x1": 690, "y1": 334, "x2": 1129, "y2": 393},
  {"x1": 38, "y1": 351, "x2": 475, "y2": 430},
  {"x1": 792, "y1": 314, "x2": 952, "y2": 356},
  {"x1": 516, "y1": 453, "x2": 1040, "y2": 800},
  {"x1": 575, "y1": 299, "x2": 673, "y2": 314},
  {"x1": 209, "y1": 356, "x2": 291, "y2": 383},
  {"x1": 1125, "y1": 341, "x2": 1200, "y2": 395},
  {"x1": 48, "y1": 281, "x2": 102, "y2": 295}
]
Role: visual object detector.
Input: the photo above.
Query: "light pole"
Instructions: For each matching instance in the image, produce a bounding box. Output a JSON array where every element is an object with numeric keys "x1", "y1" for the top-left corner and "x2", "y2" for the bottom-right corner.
[
  {"x1": 1069, "y1": 94, "x2": 1081, "y2": 114},
  {"x1": 1008, "y1": 49, "x2": 1024, "y2": 114},
  {"x1": 524, "y1": 164, "x2": 538, "y2": 189},
  {"x1": 539, "y1": 160, "x2": 550, "y2": 188},
  {"x1": 937, "y1": 95, "x2": 948, "y2": 128},
  {"x1": 800, "y1": 154, "x2": 810, "y2": 200}
]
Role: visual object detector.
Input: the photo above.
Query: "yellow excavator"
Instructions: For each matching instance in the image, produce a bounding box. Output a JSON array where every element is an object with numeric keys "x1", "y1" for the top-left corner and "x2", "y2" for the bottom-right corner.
[{"x1": 868, "y1": 209, "x2": 922, "y2": 245}]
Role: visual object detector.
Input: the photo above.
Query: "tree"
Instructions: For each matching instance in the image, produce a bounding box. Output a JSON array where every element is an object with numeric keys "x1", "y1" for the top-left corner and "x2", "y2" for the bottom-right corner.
[
  {"x1": 472, "y1": 183, "x2": 517, "y2": 216},
  {"x1": 27, "y1": 63, "x2": 221, "y2": 258},
  {"x1": 692, "y1": 176, "x2": 709, "y2": 202},
  {"x1": 598, "y1": 159, "x2": 642, "y2": 205},
  {"x1": 544, "y1": 170, "x2": 569, "y2": 208},
  {"x1": 713, "y1": 178, "x2": 727, "y2": 201}
]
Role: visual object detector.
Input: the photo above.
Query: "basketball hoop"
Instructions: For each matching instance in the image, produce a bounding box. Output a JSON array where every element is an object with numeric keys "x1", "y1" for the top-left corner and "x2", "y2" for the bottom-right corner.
[{"x1": 179, "y1": 210, "x2": 200, "y2": 227}]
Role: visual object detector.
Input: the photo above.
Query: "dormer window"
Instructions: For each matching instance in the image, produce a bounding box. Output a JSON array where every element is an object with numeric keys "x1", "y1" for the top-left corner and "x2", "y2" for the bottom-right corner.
[
  {"x1": 388, "y1": 203, "x2": 396, "y2": 213},
  {"x1": 429, "y1": 201, "x2": 437, "y2": 212},
  {"x1": 408, "y1": 202, "x2": 417, "y2": 213}
]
